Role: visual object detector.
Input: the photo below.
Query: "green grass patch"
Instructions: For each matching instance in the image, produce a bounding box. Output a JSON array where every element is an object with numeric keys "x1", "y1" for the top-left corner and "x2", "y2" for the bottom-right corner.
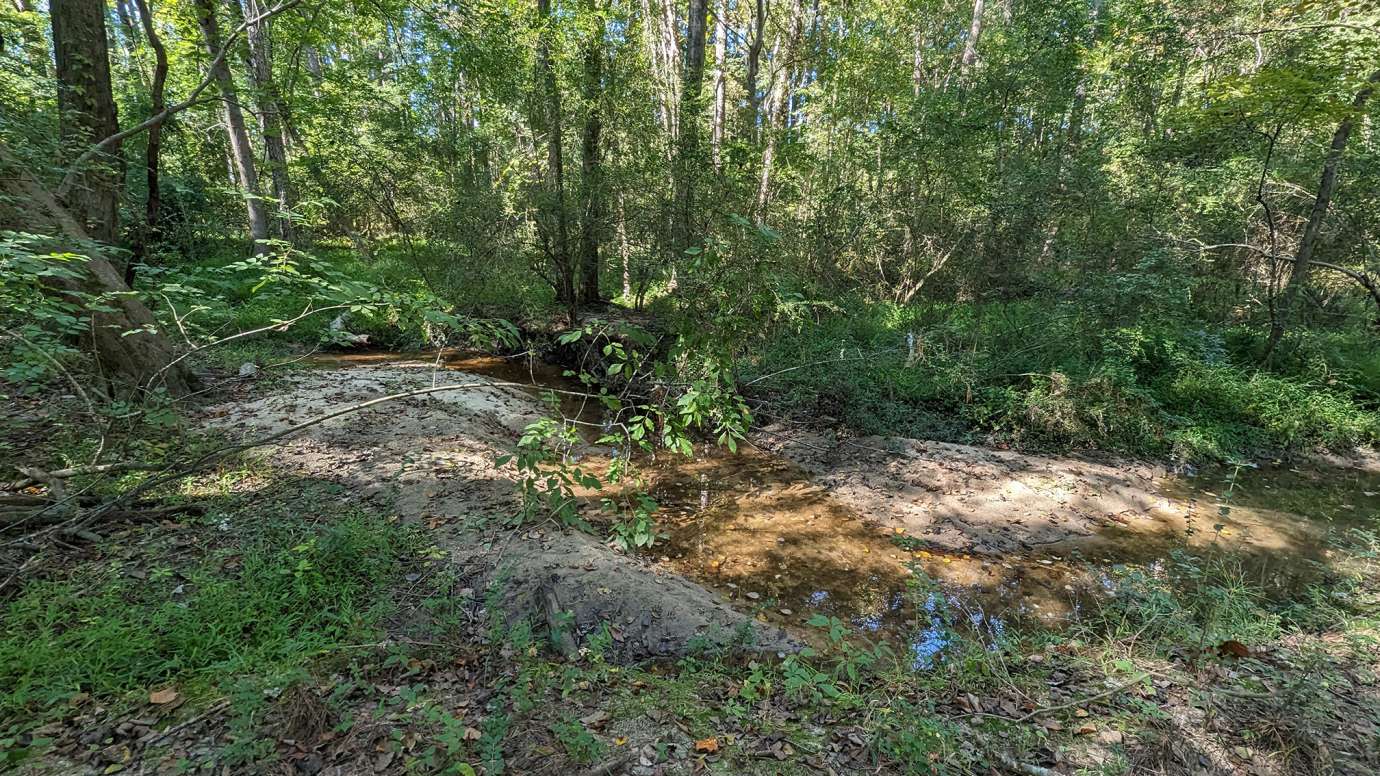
[{"x1": 0, "y1": 512, "x2": 417, "y2": 721}]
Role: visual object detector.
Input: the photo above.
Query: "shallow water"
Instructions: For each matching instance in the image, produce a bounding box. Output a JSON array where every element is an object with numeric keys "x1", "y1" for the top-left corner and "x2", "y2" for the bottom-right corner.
[{"x1": 314, "y1": 350, "x2": 1380, "y2": 652}]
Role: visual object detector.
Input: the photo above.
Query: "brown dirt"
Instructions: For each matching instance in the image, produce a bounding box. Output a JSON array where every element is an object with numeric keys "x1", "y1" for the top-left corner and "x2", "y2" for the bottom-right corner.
[{"x1": 200, "y1": 365, "x2": 795, "y2": 660}]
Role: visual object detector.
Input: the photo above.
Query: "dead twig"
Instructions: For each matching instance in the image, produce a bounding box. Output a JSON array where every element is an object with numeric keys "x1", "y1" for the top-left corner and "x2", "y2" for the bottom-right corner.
[{"x1": 967, "y1": 673, "x2": 1151, "y2": 724}]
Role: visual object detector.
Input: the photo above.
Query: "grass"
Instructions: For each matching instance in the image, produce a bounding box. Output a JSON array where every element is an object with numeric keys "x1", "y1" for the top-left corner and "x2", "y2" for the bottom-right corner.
[
  {"x1": 0, "y1": 504, "x2": 416, "y2": 720},
  {"x1": 742, "y1": 296, "x2": 1380, "y2": 462}
]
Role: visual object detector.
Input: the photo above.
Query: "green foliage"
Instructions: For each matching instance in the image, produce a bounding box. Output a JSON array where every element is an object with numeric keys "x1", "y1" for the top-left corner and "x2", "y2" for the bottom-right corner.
[
  {"x1": 0, "y1": 514, "x2": 415, "y2": 719},
  {"x1": 0, "y1": 233, "x2": 97, "y2": 382},
  {"x1": 748, "y1": 297, "x2": 1379, "y2": 461}
]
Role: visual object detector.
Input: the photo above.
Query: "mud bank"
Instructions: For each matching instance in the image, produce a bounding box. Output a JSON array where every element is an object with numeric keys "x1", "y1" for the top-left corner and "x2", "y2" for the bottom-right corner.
[{"x1": 200, "y1": 364, "x2": 795, "y2": 660}]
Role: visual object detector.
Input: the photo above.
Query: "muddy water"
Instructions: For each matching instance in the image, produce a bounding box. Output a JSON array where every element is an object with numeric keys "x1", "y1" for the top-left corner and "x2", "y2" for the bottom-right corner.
[
  {"x1": 648, "y1": 451, "x2": 1379, "y2": 643},
  {"x1": 313, "y1": 351, "x2": 1380, "y2": 655}
]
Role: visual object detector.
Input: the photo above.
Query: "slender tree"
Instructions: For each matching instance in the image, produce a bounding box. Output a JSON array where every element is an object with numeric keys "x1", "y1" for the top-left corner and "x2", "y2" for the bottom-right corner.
[
  {"x1": 578, "y1": 0, "x2": 606, "y2": 304},
  {"x1": 535, "y1": 0, "x2": 577, "y2": 320},
  {"x1": 193, "y1": 0, "x2": 270, "y2": 252},
  {"x1": 1265, "y1": 68, "x2": 1380, "y2": 359},
  {"x1": 673, "y1": 0, "x2": 709, "y2": 254},
  {"x1": 238, "y1": 0, "x2": 296, "y2": 242},
  {"x1": 126, "y1": 0, "x2": 166, "y2": 285}
]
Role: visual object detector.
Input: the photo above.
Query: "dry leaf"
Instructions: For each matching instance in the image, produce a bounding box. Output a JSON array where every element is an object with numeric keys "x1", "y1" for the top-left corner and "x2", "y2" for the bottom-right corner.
[
  {"x1": 148, "y1": 688, "x2": 179, "y2": 705},
  {"x1": 463, "y1": 727, "x2": 482, "y2": 741},
  {"x1": 1217, "y1": 640, "x2": 1250, "y2": 658},
  {"x1": 695, "y1": 737, "x2": 719, "y2": 753}
]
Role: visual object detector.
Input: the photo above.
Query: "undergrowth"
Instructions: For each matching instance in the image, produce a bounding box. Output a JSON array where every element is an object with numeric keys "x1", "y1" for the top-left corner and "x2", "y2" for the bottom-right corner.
[
  {"x1": 0, "y1": 508, "x2": 417, "y2": 720},
  {"x1": 745, "y1": 297, "x2": 1380, "y2": 462}
]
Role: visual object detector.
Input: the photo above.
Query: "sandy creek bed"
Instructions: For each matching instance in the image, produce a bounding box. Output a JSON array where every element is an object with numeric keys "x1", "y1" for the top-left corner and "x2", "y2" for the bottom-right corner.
[{"x1": 200, "y1": 352, "x2": 1380, "y2": 662}]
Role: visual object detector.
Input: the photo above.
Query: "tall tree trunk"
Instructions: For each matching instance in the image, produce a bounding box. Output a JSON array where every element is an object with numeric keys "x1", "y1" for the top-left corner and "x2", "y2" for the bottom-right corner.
[
  {"x1": 742, "y1": 0, "x2": 765, "y2": 140},
  {"x1": 637, "y1": 0, "x2": 675, "y2": 140},
  {"x1": 578, "y1": 0, "x2": 605, "y2": 304},
  {"x1": 709, "y1": 0, "x2": 727, "y2": 172},
  {"x1": 535, "y1": 0, "x2": 577, "y2": 321},
  {"x1": 959, "y1": 0, "x2": 985, "y2": 78},
  {"x1": 1, "y1": 141, "x2": 198, "y2": 397},
  {"x1": 754, "y1": 0, "x2": 803, "y2": 214},
  {"x1": 1265, "y1": 69, "x2": 1380, "y2": 359},
  {"x1": 192, "y1": 0, "x2": 270, "y2": 252},
  {"x1": 127, "y1": 0, "x2": 166, "y2": 286},
  {"x1": 51, "y1": 0, "x2": 123, "y2": 245},
  {"x1": 239, "y1": 0, "x2": 296, "y2": 243},
  {"x1": 673, "y1": 0, "x2": 709, "y2": 255},
  {"x1": 912, "y1": 26, "x2": 924, "y2": 97},
  {"x1": 658, "y1": 0, "x2": 682, "y2": 139},
  {"x1": 617, "y1": 190, "x2": 632, "y2": 299}
]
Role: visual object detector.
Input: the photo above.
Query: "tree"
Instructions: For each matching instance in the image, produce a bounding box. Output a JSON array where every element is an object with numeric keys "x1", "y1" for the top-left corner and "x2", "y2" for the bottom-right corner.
[
  {"x1": 578, "y1": 0, "x2": 606, "y2": 304},
  {"x1": 1, "y1": 141, "x2": 198, "y2": 397},
  {"x1": 1265, "y1": 68, "x2": 1380, "y2": 359},
  {"x1": 127, "y1": 0, "x2": 166, "y2": 285},
  {"x1": 237, "y1": 0, "x2": 295, "y2": 243},
  {"x1": 672, "y1": 0, "x2": 709, "y2": 255},
  {"x1": 534, "y1": 0, "x2": 577, "y2": 321},
  {"x1": 193, "y1": 0, "x2": 270, "y2": 252},
  {"x1": 51, "y1": 0, "x2": 122, "y2": 245},
  {"x1": 754, "y1": 0, "x2": 803, "y2": 214}
]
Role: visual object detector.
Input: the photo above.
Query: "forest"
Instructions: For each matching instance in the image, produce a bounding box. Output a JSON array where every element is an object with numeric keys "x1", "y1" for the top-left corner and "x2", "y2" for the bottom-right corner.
[{"x1": 1, "y1": 0, "x2": 1379, "y2": 772}]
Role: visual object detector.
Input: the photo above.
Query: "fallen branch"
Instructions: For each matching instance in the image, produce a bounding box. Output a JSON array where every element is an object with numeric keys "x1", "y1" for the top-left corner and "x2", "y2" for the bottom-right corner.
[
  {"x1": 146, "y1": 302, "x2": 351, "y2": 392},
  {"x1": 4, "y1": 461, "x2": 164, "y2": 492},
  {"x1": 136, "y1": 699, "x2": 231, "y2": 750},
  {"x1": 996, "y1": 753, "x2": 1060, "y2": 776},
  {"x1": 966, "y1": 673, "x2": 1151, "y2": 725},
  {"x1": 574, "y1": 755, "x2": 630, "y2": 776}
]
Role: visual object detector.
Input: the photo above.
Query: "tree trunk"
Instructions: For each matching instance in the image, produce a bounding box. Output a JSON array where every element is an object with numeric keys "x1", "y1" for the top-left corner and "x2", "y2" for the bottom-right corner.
[
  {"x1": 959, "y1": 0, "x2": 985, "y2": 78},
  {"x1": 617, "y1": 190, "x2": 632, "y2": 299},
  {"x1": 912, "y1": 26, "x2": 924, "y2": 97},
  {"x1": 710, "y1": 0, "x2": 727, "y2": 172},
  {"x1": 743, "y1": 0, "x2": 765, "y2": 140},
  {"x1": 192, "y1": 0, "x2": 271, "y2": 252},
  {"x1": 127, "y1": 0, "x2": 166, "y2": 286},
  {"x1": 239, "y1": 0, "x2": 296, "y2": 243},
  {"x1": 672, "y1": 0, "x2": 709, "y2": 255},
  {"x1": 578, "y1": 0, "x2": 605, "y2": 304},
  {"x1": 535, "y1": 0, "x2": 577, "y2": 322},
  {"x1": 51, "y1": 0, "x2": 123, "y2": 245},
  {"x1": 754, "y1": 0, "x2": 803, "y2": 214},
  {"x1": 0, "y1": 141, "x2": 198, "y2": 398},
  {"x1": 1265, "y1": 68, "x2": 1380, "y2": 359}
]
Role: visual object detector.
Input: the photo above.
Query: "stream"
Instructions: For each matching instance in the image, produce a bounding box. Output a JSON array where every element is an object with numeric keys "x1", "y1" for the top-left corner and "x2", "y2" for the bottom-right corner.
[{"x1": 312, "y1": 350, "x2": 1380, "y2": 659}]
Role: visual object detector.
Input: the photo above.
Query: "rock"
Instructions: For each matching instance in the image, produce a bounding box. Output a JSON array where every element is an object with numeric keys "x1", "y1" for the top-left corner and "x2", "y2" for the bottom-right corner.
[
  {"x1": 295, "y1": 753, "x2": 324, "y2": 774},
  {"x1": 237, "y1": 362, "x2": 260, "y2": 378}
]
